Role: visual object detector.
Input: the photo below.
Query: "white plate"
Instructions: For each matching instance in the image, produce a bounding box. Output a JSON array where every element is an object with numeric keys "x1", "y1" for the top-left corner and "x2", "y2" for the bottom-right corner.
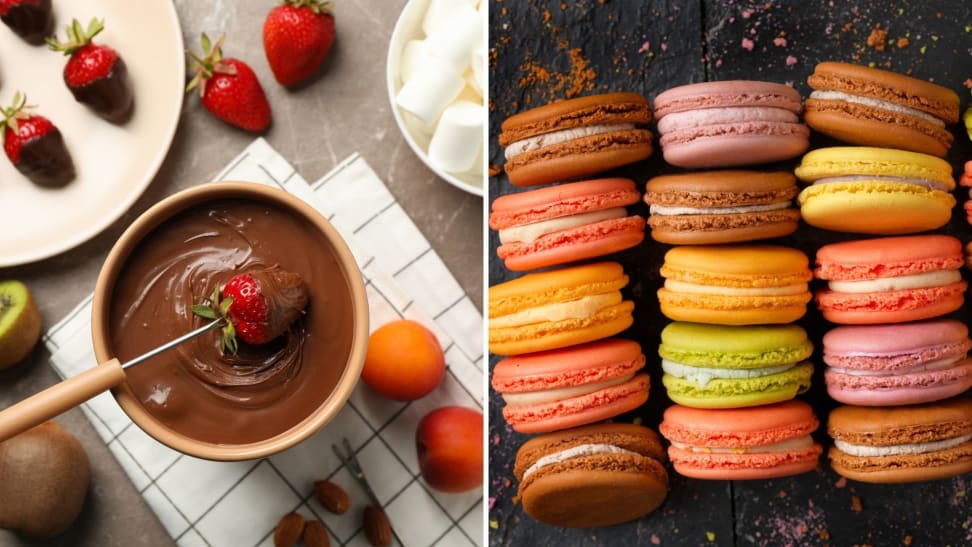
[{"x1": 0, "y1": 0, "x2": 184, "y2": 267}]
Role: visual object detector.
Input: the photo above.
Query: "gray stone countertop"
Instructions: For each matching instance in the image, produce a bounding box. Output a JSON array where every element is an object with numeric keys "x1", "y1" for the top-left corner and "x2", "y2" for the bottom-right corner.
[{"x1": 0, "y1": 1, "x2": 483, "y2": 545}]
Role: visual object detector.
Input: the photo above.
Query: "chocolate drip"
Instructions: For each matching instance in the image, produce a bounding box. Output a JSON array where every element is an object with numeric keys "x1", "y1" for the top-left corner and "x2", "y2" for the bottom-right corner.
[
  {"x1": 17, "y1": 128, "x2": 75, "y2": 187},
  {"x1": 250, "y1": 266, "x2": 310, "y2": 341},
  {"x1": 70, "y1": 57, "x2": 134, "y2": 123},
  {"x1": 1, "y1": 0, "x2": 53, "y2": 45}
]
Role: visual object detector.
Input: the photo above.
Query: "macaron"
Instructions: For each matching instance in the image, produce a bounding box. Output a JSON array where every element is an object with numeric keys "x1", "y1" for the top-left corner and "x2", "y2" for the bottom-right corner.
[
  {"x1": 514, "y1": 423, "x2": 668, "y2": 527},
  {"x1": 491, "y1": 339, "x2": 650, "y2": 433},
  {"x1": 657, "y1": 245, "x2": 812, "y2": 325},
  {"x1": 489, "y1": 262, "x2": 634, "y2": 356},
  {"x1": 814, "y1": 235, "x2": 966, "y2": 325},
  {"x1": 822, "y1": 320, "x2": 972, "y2": 406},
  {"x1": 805, "y1": 61, "x2": 960, "y2": 157},
  {"x1": 652, "y1": 80, "x2": 809, "y2": 168},
  {"x1": 659, "y1": 400, "x2": 823, "y2": 480},
  {"x1": 659, "y1": 322, "x2": 813, "y2": 408},
  {"x1": 499, "y1": 92, "x2": 653, "y2": 187},
  {"x1": 795, "y1": 147, "x2": 956, "y2": 234},
  {"x1": 958, "y1": 160, "x2": 972, "y2": 224},
  {"x1": 644, "y1": 170, "x2": 800, "y2": 244},
  {"x1": 828, "y1": 398, "x2": 972, "y2": 483},
  {"x1": 490, "y1": 178, "x2": 645, "y2": 271}
]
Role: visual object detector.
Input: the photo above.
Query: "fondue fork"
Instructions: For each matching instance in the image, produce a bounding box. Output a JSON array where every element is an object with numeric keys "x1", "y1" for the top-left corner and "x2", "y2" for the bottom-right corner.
[
  {"x1": 333, "y1": 438, "x2": 405, "y2": 546},
  {"x1": 0, "y1": 319, "x2": 224, "y2": 443}
]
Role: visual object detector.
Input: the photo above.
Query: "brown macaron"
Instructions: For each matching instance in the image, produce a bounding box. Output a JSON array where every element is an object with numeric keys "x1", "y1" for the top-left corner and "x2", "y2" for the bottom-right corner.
[
  {"x1": 500, "y1": 93, "x2": 653, "y2": 187},
  {"x1": 644, "y1": 170, "x2": 800, "y2": 244},
  {"x1": 513, "y1": 423, "x2": 668, "y2": 528},
  {"x1": 805, "y1": 62, "x2": 960, "y2": 157},
  {"x1": 828, "y1": 397, "x2": 972, "y2": 483}
]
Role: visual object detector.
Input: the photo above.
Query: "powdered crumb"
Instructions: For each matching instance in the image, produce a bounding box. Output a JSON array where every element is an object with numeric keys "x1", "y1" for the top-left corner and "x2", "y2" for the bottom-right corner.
[
  {"x1": 489, "y1": 164, "x2": 501, "y2": 177},
  {"x1": 651, "y1": 534, "x2": 661, "y2": 545},
  {"x1": 835, "y1": 477, "x2": 847, "y2": 488},
  {"x1": 851, "y1": 494, "x2": 863, "y2": 512},
  {"x1": 786, "y1": 55, "x2": 797, "y2": 66},
  {"x1": 773, "y1": 36, "x2": 787, "y2": 47},
  {"x1": 897, "y1": 37, "x2": 910, "y2": 48},
  {"x1": 867, "y1": 24, "x2": 888, "y2": 50},
  {"x1": 904, "y1": 535, "x2": 913, "y2": 545},
  {"x1": 741, "y1": 37, "x2": 755, "y2": 50}
]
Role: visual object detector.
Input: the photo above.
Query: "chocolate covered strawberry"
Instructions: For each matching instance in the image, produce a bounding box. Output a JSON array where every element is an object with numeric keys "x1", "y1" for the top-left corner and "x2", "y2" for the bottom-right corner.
[
  {"x1": 1, "y1": 92, "x2": 75, "y2": 187},
  {"x1": 193, "y1": 267, "x2": 309, "y2": 354},
  {"x1": 47, "y1": 18, "x2": 134, "y2": 123},
  {"x1": 0, "y1": 0, "x2": 53, "y2": 44},
  {"x1": 263, "y1": 0, "x2": 335, "y2": 86},
  {"x1": 187, "y1": 34, "x2": 272, "y2": 132}
]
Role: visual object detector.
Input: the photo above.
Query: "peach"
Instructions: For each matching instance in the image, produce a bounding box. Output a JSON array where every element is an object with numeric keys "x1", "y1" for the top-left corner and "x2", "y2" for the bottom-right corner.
[
  {"x1": 416, "y1": 406, "x2": 483, "y2": 493},
  {"x1": 362, "y1": 320, "x2": 445, "y2": 401}
]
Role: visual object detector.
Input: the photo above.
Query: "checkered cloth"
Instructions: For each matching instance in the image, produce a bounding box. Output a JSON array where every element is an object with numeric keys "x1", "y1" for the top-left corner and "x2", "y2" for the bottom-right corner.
[{"x1": 43, "y1": 138, "x2": 484, "y2": 547}]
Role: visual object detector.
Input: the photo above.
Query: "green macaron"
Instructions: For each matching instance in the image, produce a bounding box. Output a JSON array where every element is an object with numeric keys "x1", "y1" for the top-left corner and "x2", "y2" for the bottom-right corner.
[{"x1": 659, "y1": 322, "x2": 814, "y2": 408}]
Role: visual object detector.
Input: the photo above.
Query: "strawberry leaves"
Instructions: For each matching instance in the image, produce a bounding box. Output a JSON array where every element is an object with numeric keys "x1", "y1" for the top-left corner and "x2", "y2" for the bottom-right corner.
[{"x1": 191, "y1": 285, "x2": 238, "y2": 355}]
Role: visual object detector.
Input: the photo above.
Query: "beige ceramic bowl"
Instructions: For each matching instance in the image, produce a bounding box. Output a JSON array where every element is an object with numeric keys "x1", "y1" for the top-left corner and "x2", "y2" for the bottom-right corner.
[{"x1": 91, "y1": 182, "x2": 369, "y2": 461}]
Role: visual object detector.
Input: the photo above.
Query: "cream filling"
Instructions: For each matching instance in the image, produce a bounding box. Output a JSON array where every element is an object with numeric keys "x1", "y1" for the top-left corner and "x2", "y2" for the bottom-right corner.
[
  {"x1": 834, "y1": 434, "x2": 972, "y2": 457},
  {"x1": 490, "y1": 292, "x2": 620, "y2": 329},
  {"x1": 671, "y1": 436, "x2": 814, "y2": 454},
  {"x1": 504, "y1": 123, "x2": 636, "y2": 160},
  {"x1": 664, "y1": 279, "x2": 808, "y2": 296},
  {"x1": 828, "y1": 355, "x2": 963, "y2": 376},
  {"x1": 649, "y1": 201, "x2": 791, "y2": 216},
  {"x1": 661, "y1": 359, "x2": 797, "y2": 388},
  {"x1": 522, "y1": 443, "x2": 639, "y2": 480},
  {"x1": 502, "y1": 372, "x2": 636, "y2": 406},
  {"x1": 812, "y1": 175, "x2": 951, "y2": 192},
  {"x1": 656, "y1": 106, "x2": 798, "y2": 133},
  {"x1": 809, "y1": 90, "x2": 945, "y2": 127},
  {"x1": 498, "y1": 208, "x2": 627, "y2": 244},
  {"x1": 828, "y1": 270, "x2": 960, "y2": 294}
]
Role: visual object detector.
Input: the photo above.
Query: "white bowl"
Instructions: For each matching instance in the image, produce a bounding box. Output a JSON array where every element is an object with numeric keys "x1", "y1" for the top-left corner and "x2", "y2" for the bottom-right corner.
[{"x1": 386, "y1": 0, "x2": 484, "y2": 197}]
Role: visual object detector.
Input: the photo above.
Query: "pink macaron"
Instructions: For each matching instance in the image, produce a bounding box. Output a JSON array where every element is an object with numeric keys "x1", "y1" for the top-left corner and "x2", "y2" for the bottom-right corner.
[
  {"x1": 822, "y1": 320, "x2": 972, "y2": 406},
  {"x1": 490, "y1": 338, "x2": 650, "y2": 434},
  {"x1": 959, "y1": 160, "x2": 972, "y2": 224},
  {"x1": 653, "y1": 80, "x2": 810, "y2": 168},
  {"x1": 489, "y1": 178, "x2": 645, "y2": 271}
]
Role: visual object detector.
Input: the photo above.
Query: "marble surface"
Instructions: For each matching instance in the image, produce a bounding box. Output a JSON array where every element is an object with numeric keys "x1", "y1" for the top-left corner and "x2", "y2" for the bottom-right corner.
[{"x1": 0, "y1": 1, "x2": 482, "y2": 545}]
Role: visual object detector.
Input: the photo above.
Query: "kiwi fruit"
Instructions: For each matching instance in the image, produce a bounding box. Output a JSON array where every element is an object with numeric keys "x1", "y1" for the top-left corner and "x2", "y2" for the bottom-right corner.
[
  {"x1": 0, "y1": 280, "x2": 41, "y2": 369},
  {"x1": 0, "y1": 422, "x2": 90, "y2": 537}
]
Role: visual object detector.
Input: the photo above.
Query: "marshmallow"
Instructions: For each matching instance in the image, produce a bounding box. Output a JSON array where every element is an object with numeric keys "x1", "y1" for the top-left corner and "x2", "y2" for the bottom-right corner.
[
  {"x1": 422, "y1": 0, "x2": 477, "y2": 36},
  {"x1": 399, "y1": 39, "x2": 430, "y2": 84},
  {"x1": 428, "y1": 100, "x2": 484, "y2": 174},
  {"x1": 396, "y1": 56, "x2": 464, "y2": 126},
  {"x1": 425, "y1": 5, "x2": 483, "y2": 73},
  {"x1": 468, "y1": 46, "x2": 485, "y2": 96}
]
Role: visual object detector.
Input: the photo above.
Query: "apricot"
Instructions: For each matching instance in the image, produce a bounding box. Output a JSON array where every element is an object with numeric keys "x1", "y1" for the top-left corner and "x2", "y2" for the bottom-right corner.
[
  {"x1": 362, "y1": 319, "x2": 445, "y2": 401},
  {"x1": 416, "y1": 406, "x2": 483, "y2": 493}
]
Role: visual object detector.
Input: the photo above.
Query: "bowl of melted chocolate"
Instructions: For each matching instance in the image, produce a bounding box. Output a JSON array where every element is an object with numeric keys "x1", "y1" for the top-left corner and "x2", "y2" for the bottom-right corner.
[{"x1": 91, "y1": 182, "x2": 369, "y2": 460}]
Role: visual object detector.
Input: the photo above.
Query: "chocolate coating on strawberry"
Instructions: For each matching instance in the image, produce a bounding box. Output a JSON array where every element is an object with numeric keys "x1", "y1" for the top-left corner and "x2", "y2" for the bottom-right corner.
[
  {"x1": 0, "y1": 0, "x2": 53, "y2": 45},
  {"x1": 47, "y1": 18, "x2": 134, "y2": 123},
  {"x1": 1, "y1": 92, "x2": 75, "y2": 187}
]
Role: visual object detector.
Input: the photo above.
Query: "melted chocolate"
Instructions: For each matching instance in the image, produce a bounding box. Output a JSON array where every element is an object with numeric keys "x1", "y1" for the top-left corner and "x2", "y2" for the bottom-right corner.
[
  {"x1": 1, "y1": 0, "x2": 53, "y2": 45},
  {"x1": 17, "y1": 127, "x2": 75, "y2": 187},
  {"x1": 70, "y1": 57, "x2": 134, "y2": 123},
  {"x1": 109, "y1": 199, "x2": 355, "y2": 445}
]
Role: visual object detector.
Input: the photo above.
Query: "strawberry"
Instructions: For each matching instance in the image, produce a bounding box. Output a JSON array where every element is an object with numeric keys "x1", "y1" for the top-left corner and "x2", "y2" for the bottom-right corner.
[
  {"x1": 1, "y1": 92, "x2": 75, "y2": 187},
  {"x1": 263, "y1": 0, "x2": 335, "y2": 86},
  {"x1": 187, "y1": 34, "x2": 272, "y2": 132},
  {"x1": 192, "y1": 268, "x2": 309, "y2": 353},
  {"x1": 0, "y1": 0, "x2": 53, "y2": 44},
  {"x1": 47, "y1": 18, "x2": 134, "y2": 123}
]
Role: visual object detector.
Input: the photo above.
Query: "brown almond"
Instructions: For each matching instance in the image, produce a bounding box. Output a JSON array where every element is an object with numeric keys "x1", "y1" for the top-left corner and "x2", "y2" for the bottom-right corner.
[
  {"x1": 314, "y1": 480, "x2": 351, "y2": 514},
  {"x1": 302, "y1": 520, "x2": 331, "y2": 547},
  {"x1": 273, "y1": 512, "x2": 305, "y2": 547},
  {"x1": 363, "y1": 505, "x2": 392, "y2": 546}
]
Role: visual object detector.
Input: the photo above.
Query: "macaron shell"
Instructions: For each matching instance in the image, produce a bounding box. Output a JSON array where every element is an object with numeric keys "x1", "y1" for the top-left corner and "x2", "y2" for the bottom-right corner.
[
  {"x1": 505, "y1": 129, "x2": 654, "y2": 187},
  {"x1": 661, "y1": 131, "x2": 809, "y2": 169},
  {"x1": 668, "y1": 445, "x2": 822, "y2": 480},
  {"x1": 795, "y1": 147, "x2": 955, "y2": 187},
  {"x1": 825, "y1": 368, "x2": 972, "y2": 406},
  {"x1": 814, "y1": 235, "x2": 963, "y2": 281},
  {"x1": 662, "y1": 362, "x2": 813, "y2": 408},
  {"x1": 804, "y1": 104, "x2": 951, "y2": 158},
  {"x1": 489, "y1": 301, "x2": 635, "y2": 356},
  {"x1": 500, "y1": 92, "x2": 652, "y2": 145},
  {"x1": 497, "y1": 216, "x2": 645, "y2": 271},
  {"x1": 662, "y1": 245, "x2": 811, "y2": 282},
  {"x1": 828, "y1": 443, "x2": 972, "y2": 484},
  {"x1": 648, "y1": 210, "x2": 800, "y2": 245},
  {"x1": 815, "y1": 282, "x2": 966, "y2": 325},
  {"x1": 797, "y1": 183, "x2": 954, "y2": 234},
  {"x1": 515, "y1": 422, "x2": 667, "y2": 477},
  {"x1": 489, "y1": 262, "x2": 627, "y2": 316},
  {"x1": 645, "y1": 170, "x2": 799, "y2": 206},
  {"x1": 490, "y1": 178, "x2": 641, "y2": 229},
  {"x1": 660, "y1": 400, "x2": 819, "y2": 447},
  {"x1": 653, "y1": 80, "x2": 803, "y2": 118},
  {"x1": 504, "y1": 374, "x2": 650, "y2": 433},
  {"x1": 827, "y1": 397, "x2": 972, "y2": 445},
  {"x1": 660, "y1": 322, "x2": 813, "y2": 368},
  {"x1": 491, "y1": 338, "x2": 645, "y2": 392},
  {"x1": 658, "y1": 290, "x2": 810, "y2": 325}
]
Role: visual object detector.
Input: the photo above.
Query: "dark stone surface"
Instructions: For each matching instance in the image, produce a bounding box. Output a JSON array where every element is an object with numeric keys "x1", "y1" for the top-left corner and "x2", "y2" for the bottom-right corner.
[{"x1": 488, "y1": 1, "x2": 972, "y2": 545}]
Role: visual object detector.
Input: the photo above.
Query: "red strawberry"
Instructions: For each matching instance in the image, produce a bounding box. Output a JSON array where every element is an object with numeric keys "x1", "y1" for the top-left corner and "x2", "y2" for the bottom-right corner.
[
  {"x1": 263, "y1": 0, "x2": 335, "y2": 86},
  {"x1": 0, "y1": 0, "x2": 53, "y2": 44},
  {"x1": 187, "y1": 34, "x2": 272, "y2": 132},
  {"x1": 47, "y1": 18, "x2": 134, "y2": 123},
  {"x1": 1, "y1": 92, "x2": 75, "y2": 187},
  {"x1": 192, "y1": 268, "x2": 309, "y2": 353}
]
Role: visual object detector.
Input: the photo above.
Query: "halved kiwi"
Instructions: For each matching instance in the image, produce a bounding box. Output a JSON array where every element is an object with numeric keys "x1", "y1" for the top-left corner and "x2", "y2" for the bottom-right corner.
[{"x1": 0, "y1": 280, "x2": 42, "y2": 369}]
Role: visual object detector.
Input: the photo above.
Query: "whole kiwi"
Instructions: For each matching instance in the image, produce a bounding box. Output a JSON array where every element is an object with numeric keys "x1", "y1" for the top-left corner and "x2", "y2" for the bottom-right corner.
[{"x1": 0, "y1": 422, "x2": 90, "y2": 537}]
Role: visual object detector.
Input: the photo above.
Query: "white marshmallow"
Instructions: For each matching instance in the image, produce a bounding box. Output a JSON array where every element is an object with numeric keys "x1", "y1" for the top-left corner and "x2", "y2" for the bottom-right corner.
[
  {"x1": 468, "y1": 46, "x2": 485, "y2": 96},
  {"x1": 428, "y1": 100, "x2": 484, "y2": 173},
  {"x1": 425, "y1": 5, "x2": 483, "y2": 73},
  {"x1": 422, "y1": 0, "x2": 477, "y2": 36},
  {"x1": 399, "y1": 39, "x2": 430, "y2": 84},
  {"x1": 395, "y1": 56, "x2": 464, "y2": 126}
]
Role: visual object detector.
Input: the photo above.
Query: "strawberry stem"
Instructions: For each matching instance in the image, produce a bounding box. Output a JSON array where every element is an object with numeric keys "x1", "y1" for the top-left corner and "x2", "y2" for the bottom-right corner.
[
  {"x1": 0, "y1": 91, "x2": 35, "y2": 139},
  {"x1": 46, "y1": 17, "x2": 105, "y2": 55},
  {"x1": 185, "y1": 33, "x2": 237, "y2": 98},
  {"x1": 283, "y1": 0, "x2": 334, "y2": 15},
  {"x1": 191, "y1": 284, "x2": 238, "y2": 355}
]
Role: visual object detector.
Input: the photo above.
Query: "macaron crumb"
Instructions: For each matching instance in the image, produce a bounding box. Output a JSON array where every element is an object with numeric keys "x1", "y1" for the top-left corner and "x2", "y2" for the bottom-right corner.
[{"x1": 851, "y1": 494, "x2": 863, "y2": 512}]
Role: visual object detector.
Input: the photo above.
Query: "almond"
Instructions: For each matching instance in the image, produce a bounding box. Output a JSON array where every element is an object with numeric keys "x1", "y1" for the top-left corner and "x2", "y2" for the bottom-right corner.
[
  {"x1": 273, "y1": 512, "x2": 304, "y2": 547},
  {"x1": 314, "y1": 480, "x2": 351, "y2": 515},
  {"x1": 363, "y1": 505, "x2": 392, "y2": 546},
  {"x1": 302, "y1": 520, "x2": 330, "y2": 547}
]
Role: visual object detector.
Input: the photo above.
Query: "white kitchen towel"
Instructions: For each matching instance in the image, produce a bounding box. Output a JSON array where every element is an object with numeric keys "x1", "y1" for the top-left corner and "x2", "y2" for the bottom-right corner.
[{"x1": 42, "y1": 138, "x2": 484, "y2": 547}]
